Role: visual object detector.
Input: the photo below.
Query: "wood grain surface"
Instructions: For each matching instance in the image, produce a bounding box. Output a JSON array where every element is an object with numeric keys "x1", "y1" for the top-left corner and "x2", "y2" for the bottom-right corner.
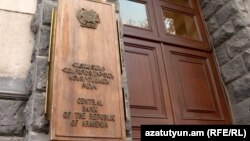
[{"x1": 50, "y1": 0, "x2": 125, "y2": 140}]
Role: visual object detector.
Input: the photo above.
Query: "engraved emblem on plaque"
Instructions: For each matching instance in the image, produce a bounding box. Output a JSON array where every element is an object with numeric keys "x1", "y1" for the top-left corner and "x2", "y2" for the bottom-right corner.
[{"x1": 76, "y1": 8, "x2": 100, "y2": 29}]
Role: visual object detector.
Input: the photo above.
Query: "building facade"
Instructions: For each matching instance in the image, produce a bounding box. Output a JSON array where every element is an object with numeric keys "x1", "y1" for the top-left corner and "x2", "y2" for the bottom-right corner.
[{"x1": 0, "y1": 0, "x2": 249, "y2": 141}]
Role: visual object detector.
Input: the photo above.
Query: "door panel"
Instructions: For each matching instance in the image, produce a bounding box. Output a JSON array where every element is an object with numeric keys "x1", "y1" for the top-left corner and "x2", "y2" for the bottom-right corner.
[
  {"x1": 163, "y1": 45, "x2": 231, "y2": 124},
  {"x1": 124, "y1": 38, "x2": 173, "y2": 140}
]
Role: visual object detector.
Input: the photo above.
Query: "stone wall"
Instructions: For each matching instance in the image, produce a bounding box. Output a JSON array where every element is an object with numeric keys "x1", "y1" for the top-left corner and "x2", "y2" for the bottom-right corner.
[
  {"x1": 200, "y1": 0, "x2": 250, "y2": 124},
  {"x1": 24, "y1": 0, "x2": 57, "y2": 140},
  {"x1": 245, "y1": 0, "x2": 250, "y2": 19}
]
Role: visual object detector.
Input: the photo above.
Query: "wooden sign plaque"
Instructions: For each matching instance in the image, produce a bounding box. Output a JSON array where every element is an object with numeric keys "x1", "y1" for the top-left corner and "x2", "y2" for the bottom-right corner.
[{"x1": 50, "y1": 0, "x2": 125, "y2": 140}]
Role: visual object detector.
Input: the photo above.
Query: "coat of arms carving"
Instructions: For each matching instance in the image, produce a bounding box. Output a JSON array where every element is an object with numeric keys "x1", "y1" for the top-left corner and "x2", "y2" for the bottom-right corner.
[{"x1": 76, "y1": 8, "x2": 100, "y2": 29}]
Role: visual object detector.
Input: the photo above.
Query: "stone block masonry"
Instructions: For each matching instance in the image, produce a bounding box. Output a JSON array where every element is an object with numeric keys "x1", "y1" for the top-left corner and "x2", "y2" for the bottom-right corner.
[
  {"x1": 200, "y1": 0, "x2": 250, "y2": 124},
  {"x1": 0, "y1": 100, "x2": 25, "y2": 136},
  {"x1": 24, "y1": 0, "x2": 56, "y2": 140}
]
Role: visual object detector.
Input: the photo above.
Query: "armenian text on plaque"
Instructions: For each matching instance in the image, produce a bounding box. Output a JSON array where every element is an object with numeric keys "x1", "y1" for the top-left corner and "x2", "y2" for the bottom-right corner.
[{"x1": 49, "y1": 0, "x2": 125, "y2": 140}]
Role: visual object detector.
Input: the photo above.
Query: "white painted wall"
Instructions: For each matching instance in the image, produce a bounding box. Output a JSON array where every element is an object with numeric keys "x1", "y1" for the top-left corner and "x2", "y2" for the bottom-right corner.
[
  {"x1": 0, "y1": 0, "x2": 36, "y2": 78},
  {"x1": 0, "y1": 0, "x2": 36, "y2": 14}
]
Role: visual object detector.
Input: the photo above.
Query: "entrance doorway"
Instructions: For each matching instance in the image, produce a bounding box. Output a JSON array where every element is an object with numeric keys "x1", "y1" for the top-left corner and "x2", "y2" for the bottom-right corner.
[{"x1": 119, "y1": 0, "x2": 232, "y2": 140}]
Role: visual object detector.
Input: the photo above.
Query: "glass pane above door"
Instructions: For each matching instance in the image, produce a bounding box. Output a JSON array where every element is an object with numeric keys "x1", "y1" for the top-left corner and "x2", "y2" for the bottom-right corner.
[
  {"x1": 119, "y1": 0, "x2": 150, "y2": 29},
  {"x1": 163, "y1": 9, "x2": 200, "y2": 40}
]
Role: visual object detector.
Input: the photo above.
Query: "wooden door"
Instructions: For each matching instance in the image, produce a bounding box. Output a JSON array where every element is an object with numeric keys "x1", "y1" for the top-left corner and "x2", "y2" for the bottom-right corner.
[
  {"x1": 119, "y1": 0, "x2": 232, "y2": 140},
  {"x1": 124, "y1": 38, "x2": 174, "y2": 140}
]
